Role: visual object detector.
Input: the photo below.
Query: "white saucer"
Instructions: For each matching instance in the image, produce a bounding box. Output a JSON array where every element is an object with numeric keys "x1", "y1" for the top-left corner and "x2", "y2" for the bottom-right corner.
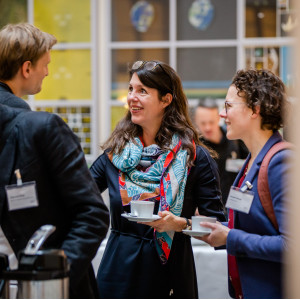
[
  {"x1": 121, "y1": 213, "x2": 161, "y2": 222},
  {"x1": 182, "y1": 229, "x2": 211, "y2": 237}
]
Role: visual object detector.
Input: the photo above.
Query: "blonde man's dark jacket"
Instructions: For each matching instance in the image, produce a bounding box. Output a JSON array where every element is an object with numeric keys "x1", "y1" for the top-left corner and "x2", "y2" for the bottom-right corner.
[{"x1": 0, "y1": 82, "x2": 109, "y2": 298}]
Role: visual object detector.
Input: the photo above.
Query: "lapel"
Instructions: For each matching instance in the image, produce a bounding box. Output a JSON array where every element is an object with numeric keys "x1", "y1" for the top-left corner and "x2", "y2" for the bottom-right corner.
[
  {"x1": 233, "y1": 131, "x2": 284, "y2": 189},
  {"x1": 231, "y1": 131, "x2": 283, "y2": 226},
  {"x1": 0, "y1": 105, "x2": 26, "y2": 221},
  {"x1": 0, "y1": 123, "x2": 18, "y2": 222}
]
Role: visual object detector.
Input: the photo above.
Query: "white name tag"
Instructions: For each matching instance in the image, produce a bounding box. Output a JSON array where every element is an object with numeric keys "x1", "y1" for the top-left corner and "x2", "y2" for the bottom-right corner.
[
  {"x1": 225, "y1": 186, "x2": 254, "y2": 214},
  {"x1": 225, "y1": 158, "x2": 246, "y2": 173},
  {"x1": 5, "y1": 182, "x2": 39, "y2": 211}
]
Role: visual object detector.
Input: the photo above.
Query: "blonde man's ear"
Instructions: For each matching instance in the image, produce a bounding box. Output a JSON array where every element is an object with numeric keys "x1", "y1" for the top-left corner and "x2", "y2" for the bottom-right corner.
[{"x1": 21, "y1": 61, "x2": 32, "y2": 79}]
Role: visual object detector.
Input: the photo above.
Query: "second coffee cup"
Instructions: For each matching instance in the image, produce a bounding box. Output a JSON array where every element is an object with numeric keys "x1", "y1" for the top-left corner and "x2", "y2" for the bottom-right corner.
[{"x1": 192, "y1": 216, "x2": 216, "y2": 232}]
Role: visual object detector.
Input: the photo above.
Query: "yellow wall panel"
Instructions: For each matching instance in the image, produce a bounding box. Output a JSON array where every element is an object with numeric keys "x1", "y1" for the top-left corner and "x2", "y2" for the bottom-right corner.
[
  {"x1": 34, "y1": 0, "x2": 90, "y2": 43},
  {"x1": 35, "y1": 49, "x2": 91, "y2": 100}
]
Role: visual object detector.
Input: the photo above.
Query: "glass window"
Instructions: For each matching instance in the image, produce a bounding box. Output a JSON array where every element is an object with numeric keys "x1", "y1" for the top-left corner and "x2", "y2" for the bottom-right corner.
[
  {"x1": 245, "y1": 45, "x2": 295, "y2": 89},
  {"x1": 279, "y1": 0, "x2": 297, "y2": 37},
  {"x1": 246, "y1": 0, "x2": 276, "y2": 38},
  {"x1": 177, "y1": 0, "x2": 237, "y2": 40},
  {"x1": 177, "y1": 47, "x2": 236, "y2": 98},
  {"x1": 36, "y1": 106, "x2": 92, "y2": 155},
  {"x1": 280, "y1": 46, "x2": 294, "y2": 88},
  {"x1": 245, "y1": 47, "x2": 279, "y2": 75},
  {"x1": 111, "y1": 48, "x2": 169, "y2": 101},
  {"x1": 35, "y1": 49, "x2": 91, "y2": 100},
  {"x1": 0, "y1": 0, "x2": 27, "y2": 29},
  {"x1": 111, "y1": 0, "x2": 169, "y2": 42},
  {"x1": 34, "y1": 0, "x2": 91, "y2": 43}
]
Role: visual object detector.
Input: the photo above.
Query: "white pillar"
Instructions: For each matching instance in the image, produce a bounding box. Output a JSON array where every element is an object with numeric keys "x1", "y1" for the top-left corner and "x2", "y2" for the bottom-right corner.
[{"x1": 285, "y1": 2, "x2": 300, "y2": 296}]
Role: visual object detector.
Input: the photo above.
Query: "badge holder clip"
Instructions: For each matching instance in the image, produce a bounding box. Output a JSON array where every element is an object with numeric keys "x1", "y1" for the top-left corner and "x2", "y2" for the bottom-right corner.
[
  {"x1": 15, "y1": 169, "x2": 23, "y2": 186},
  {"x1": 240, "y1": 181, "x2": 253, "y2": 193}
]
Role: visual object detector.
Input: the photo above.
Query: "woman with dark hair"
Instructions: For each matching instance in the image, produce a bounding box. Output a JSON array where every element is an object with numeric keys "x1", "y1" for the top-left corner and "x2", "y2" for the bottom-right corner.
[
  {"x1": 198, "y1": 69, "x2": 292, "y2": 298},
  {"x1": 90, "y1": 60, "x2": 225, "y2": 298}
]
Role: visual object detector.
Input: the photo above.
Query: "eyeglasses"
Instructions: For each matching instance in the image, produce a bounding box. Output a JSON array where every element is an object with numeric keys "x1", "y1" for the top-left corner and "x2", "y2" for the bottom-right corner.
[
  {"x1": 224, "y1": 101, "x2": 246, "y2": 113},
  {"x1": 131, "y1": 60, "x2": 162, "y2": 72}
]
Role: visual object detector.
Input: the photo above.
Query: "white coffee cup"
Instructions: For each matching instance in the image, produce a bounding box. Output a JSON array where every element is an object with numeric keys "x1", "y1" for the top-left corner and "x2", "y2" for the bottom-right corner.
[
  {"x1": 130, "y1": 200, "x2": 155, "y2": 218},
  {"x1": 192, "y1": 216, "x2": 217, "y2": 232}
]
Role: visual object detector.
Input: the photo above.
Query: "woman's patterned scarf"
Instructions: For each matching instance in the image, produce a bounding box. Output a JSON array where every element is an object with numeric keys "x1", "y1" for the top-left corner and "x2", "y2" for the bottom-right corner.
[{"x1": 111, "y1": 134, "x2": 191, "y2": 264}]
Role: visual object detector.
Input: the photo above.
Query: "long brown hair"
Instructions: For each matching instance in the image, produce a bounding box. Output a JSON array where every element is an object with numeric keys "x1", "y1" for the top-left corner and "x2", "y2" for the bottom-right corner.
[{"x1": 103, "y1": 60, "x2": 206, "y2": 167}]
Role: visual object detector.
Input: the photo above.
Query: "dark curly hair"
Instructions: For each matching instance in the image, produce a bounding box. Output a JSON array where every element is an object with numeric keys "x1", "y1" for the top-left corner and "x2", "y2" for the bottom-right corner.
[
  {"x1": 102, "y1": 60, "x2": 206, "y2": 167},
  {"x1": 231, "y1": 69, "x2": 287, "y2": 131}
]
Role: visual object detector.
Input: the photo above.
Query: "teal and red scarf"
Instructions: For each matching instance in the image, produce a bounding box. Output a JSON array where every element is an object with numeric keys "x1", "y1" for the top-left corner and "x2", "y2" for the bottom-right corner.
[{"x1": 111, "y1": 134, "x2": 194, "y2": 264}]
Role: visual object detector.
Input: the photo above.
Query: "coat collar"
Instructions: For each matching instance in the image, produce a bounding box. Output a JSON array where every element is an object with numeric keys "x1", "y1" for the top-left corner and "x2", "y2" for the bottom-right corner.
[
  {"x1": 0, "y1": 82, "x2": 31, "y2": 110},
  {"x1": 233, "y1": 131, "x2": 283, "y2": 187},
  {"x1": 0, "y1": 82, "x2": 13, "y2": 93}
]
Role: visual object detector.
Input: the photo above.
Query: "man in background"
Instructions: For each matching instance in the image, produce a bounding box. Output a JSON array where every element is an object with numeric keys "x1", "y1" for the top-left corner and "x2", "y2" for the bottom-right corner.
[
  {"x1": 0, "y1": 23, "x2": 109, "y2": 298},
  {"x1": 194, "y1": 98, "x2": 248, "y2": 208}
]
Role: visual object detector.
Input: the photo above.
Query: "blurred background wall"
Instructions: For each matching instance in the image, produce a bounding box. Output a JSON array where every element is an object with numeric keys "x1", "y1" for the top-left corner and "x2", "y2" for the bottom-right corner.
[{"x1": 0, "y1": 0, "x2": 296, "y2": 163}]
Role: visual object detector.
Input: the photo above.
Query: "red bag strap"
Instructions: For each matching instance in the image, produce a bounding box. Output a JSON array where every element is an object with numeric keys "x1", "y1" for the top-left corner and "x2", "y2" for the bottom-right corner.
[{"x1": 257, "y1": 141, "x2": 292, "y2": 231}]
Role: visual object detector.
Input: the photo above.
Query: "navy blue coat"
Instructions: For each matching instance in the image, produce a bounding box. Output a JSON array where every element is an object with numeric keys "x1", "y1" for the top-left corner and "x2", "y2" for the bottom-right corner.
[
  {"x1": 90, "y1": 145, "x2": 226, "y2": 298},
  {"x1": 0, "y1": 82, "x2": 109, "y2": 298},
  {"x1": 227, "y1": 132, "x2": 291, "y2": 298}
]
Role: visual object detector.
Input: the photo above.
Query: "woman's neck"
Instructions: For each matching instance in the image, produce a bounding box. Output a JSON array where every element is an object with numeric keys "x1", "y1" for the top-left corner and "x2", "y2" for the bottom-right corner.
[
  {"x1": 142, "y1": 130, "x2": 157, "y2": 147},
  {"x1": 244, "y1": 130, "x2": 273, "y2": 168}
]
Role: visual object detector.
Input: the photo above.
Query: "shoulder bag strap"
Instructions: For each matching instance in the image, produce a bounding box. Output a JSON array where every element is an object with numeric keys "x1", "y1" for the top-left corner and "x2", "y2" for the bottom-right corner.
[{"x1": 257, "y1": 141, "x2": 292, "y2": 231}]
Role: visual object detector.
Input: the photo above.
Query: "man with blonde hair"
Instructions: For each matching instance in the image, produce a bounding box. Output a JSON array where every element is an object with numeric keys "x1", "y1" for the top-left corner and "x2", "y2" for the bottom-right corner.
[{"x1": 0, "y1": 23, "x2": 109, "y2": 298}]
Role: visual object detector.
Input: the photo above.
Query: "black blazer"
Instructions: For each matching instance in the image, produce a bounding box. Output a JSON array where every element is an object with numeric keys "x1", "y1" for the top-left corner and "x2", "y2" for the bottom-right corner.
[
  {"x1": 90, "y1": 146, "x2": 226, "y2": 298},
  {"x1": 0, "y1": 83, "x2": 109, "y2": 298}
]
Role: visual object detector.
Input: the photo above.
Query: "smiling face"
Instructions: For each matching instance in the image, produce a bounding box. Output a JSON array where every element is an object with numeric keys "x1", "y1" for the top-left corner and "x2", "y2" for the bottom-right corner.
[
  {"x1": 127, "y1": 72, "x2": 170, "y2": 135},
  {"x1": 219, "y1": 85, "x2": 252, "y2": 141}
]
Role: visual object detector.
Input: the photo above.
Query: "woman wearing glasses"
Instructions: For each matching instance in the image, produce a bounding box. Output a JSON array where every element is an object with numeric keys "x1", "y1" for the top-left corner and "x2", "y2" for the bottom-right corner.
[
  {"x1": 90, "y1": 60, "x2": 225, "y2": 298},
  {"x1": 198, "y1": 69, "x2": 292, "y2": 298}
]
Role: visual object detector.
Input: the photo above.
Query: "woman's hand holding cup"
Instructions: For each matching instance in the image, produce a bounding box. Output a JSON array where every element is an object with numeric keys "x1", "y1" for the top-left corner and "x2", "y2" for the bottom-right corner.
[{"x1": 139, "y1": 211, "x2": 187, "y2": 232}]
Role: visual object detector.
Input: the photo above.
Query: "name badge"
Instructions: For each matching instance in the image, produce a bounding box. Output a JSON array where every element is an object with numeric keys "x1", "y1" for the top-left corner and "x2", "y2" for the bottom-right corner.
[
  {"x1": 225, "y1": 158, "x2": 246, "y2": 173},
  {"x1": 5, "y1": 181, "x2": 39, "y2": 211},
  {"x1": 225, "y1": 186, "x2": 254, "y2": 214}
]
